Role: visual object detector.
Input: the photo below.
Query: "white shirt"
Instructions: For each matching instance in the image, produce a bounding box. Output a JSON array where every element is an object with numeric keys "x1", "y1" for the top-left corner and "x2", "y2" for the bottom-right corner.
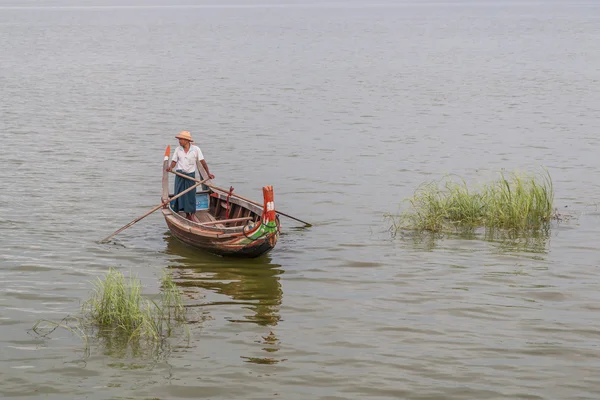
[{"x1": 172, "y1": 145, "x2": 205, "y2": 174}]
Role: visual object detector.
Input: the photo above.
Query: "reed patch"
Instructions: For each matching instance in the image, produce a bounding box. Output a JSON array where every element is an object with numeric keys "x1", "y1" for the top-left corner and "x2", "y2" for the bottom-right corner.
[
  {"x1": 387, "y1": 170, "x2": 556, "y2": 233},
  {"x1": 32, "y1": 268, "x2": 189, "y2": 358}
]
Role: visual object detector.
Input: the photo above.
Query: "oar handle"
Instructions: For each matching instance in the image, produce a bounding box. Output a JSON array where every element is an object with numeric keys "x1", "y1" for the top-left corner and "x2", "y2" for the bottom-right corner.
[
  {"x1": 168, "y1": 170, "x2": 312, "y2": 227},
  {"x1": 100, "y1": 178, "x2": 208, "y2": 243}
]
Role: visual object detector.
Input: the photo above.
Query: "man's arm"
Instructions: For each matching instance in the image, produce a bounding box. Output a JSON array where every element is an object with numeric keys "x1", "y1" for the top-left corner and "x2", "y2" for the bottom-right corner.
[
  {"x1": 200, "y1": 159, "x2": 215, "y2": 180},
  {"x1": 166, "y1": 160, "x2": 176, "y2": 172}
]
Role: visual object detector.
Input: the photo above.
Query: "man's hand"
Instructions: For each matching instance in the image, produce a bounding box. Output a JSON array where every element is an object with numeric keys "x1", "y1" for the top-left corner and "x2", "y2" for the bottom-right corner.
[{"x1": 208, "y1": 173, "x2": 215, "y2": 179}]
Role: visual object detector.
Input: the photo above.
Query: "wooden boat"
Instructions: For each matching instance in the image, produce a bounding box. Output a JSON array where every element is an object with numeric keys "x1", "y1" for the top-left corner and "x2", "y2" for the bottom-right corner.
[{"x1": 161, "y1": 146, "x2": 280, "y2": 258}]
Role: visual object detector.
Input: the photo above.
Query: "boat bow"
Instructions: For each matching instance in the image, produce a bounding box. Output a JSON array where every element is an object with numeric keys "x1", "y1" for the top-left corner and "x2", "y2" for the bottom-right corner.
[{"x1": 243, "y1": 186, "x2": 280, "y2": 243}]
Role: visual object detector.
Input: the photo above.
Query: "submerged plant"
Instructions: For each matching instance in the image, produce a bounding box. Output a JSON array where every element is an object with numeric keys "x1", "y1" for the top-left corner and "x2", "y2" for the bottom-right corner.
[
  {"x1": 387, "y1": 170, "x2": 556, "y2": 233},
  {"x1": 32, "y1": 268, "x2": 189, "y2": 358}
]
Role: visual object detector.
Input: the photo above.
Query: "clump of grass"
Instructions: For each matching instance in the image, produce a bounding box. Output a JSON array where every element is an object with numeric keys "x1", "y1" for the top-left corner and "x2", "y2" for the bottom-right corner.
[
  {"x1": 388, "y1": 170, "x2": 555, "y2": 233},
  {"x1": 83, "y1": 269, "x2": 146, "y2": 338},
  {"x1": 82, "y1": 268, "x2": 186, "y2": 343},
  {"x1": 483, "y1": 171, "x2": 554, "y2": 231},
  {"x1": 32, "y1": 268, "x2": 188, "y2": 358}
]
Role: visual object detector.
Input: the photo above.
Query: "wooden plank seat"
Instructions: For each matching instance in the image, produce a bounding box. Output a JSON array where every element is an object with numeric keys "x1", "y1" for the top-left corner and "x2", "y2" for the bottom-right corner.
[
  {"x1": 199, "y1": 216, "x2": 253, "y2": 227},
  {"x1": 193, "y1": 210, "x2": 215, "y2": 224}
]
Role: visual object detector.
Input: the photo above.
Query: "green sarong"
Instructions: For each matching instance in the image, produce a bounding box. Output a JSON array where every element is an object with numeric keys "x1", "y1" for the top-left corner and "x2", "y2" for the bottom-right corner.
[{"x1": 172, "y1": 170, "x2": 196, "y2": 213}]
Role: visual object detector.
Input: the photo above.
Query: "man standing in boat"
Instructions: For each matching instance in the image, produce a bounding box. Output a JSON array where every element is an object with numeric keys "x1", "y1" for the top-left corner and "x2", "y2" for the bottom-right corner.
[{"x1": 166, "y1": 130, "x2": 215, "y2": 221}]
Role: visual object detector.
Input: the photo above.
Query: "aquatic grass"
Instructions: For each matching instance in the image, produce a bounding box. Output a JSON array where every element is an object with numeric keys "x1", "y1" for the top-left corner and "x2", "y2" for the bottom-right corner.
[
  {"x1": 388, "y1": 170, "x2": 555, "y2": 233},
  {"x1": 32, "y1": 316, "x2": 89, "y2": 347},
  {"x1": 82, "y1": 268, "x2": 188, "y2": 344},
  {"x1": 443, "y1": 178, "x2": 486, "y2": 230},
  {"x1": 399, "y1": 180, "x2": 451, "y2": 232},
  {"x1": 32, "y1": 268, "x2": 189, "y2": 359},
  {"x1": 83, "y1": 268, "x2": 145, "y2": 337},
  {"x1": 160, "y1": 270, "x2": 186, "y2": 325},
  {"x1": 482, "y1": 171, "x2": 554, "y2": 231}
]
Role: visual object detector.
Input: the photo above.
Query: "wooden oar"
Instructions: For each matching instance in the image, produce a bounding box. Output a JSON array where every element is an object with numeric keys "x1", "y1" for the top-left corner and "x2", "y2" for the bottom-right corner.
[
  {"x1": 168, "y1": 170, "x2": 312, "y2": 227},
  {"x1": 100, "y1": 178, "x2": 208, "y2": 243}
]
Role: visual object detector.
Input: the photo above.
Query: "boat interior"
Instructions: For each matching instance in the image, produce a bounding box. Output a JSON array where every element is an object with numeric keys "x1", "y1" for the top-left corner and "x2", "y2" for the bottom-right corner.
[{"x1": 169, "y1": 189, "x2": 262, "y2": 229}]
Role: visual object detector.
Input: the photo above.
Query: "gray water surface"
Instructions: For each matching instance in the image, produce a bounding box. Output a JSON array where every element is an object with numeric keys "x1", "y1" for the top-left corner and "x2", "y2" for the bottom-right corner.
[{"x1": 2, "y1": 1, "x2": 600, "y2": 399}]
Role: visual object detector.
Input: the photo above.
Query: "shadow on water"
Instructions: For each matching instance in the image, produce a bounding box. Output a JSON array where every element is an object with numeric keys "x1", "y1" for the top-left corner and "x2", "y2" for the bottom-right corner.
[{"x1": 163, "y1": 234, "x2": 283, "y2": 327}]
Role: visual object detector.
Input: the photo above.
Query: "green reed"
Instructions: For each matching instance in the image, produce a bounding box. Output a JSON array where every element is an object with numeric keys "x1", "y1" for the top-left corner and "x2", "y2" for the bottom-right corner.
[
  {"x1": 33, "y1": 268, "x2": 188, "y2": 357},
  {"x1": 482, "y1": 171, "x2": 554, "y2": 231},
  {"x1": 82, "y1": 268, "x2": 186, "y2": 342},
  {"x1": 83, "y1": 268, "x2": 144, "y2": 336},
  {"x1": 388, "y1": 170, "x2": 555, "y2": 233}
]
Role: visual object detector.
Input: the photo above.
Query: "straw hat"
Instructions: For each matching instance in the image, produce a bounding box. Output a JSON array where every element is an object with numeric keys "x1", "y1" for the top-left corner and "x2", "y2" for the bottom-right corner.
[{"x1": 175, "y1": 130, "x2": 193, "y2": 142}]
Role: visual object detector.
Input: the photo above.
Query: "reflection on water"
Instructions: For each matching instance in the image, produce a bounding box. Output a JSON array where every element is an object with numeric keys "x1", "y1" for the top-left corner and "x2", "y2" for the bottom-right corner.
[
  {"x1": 397, "y1": 231, "x2": 444, "y2": 252},
  {"x1": 398, "y1": 228, "x2": 551, "y2": 256},
  {"x1": 484, "y1": 228, "x2": 551, "y2": 255},
  {"x1": 164, "y1": 235, "x2": 285, "y2": 364},
  {"x1": 163, "y1": 235, "x2": 283, "y2": 327}
]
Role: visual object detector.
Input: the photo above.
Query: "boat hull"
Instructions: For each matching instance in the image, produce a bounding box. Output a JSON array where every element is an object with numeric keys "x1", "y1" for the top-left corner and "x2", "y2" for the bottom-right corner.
[{"x1": 162, "y1": 209, "x2": 280, "y2": 258}]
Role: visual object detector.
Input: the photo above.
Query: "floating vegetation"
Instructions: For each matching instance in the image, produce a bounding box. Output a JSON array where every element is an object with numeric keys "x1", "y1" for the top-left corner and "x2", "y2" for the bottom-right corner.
[
  {"x1": 240, "y1": 356, "x2": 283, "y2": 365},
  {"x1": 387, "y1": 170, "x2": 557, "y2": 233},
  {"x1": 32, "y1": 268, "x2": 189, "y2": 359}
]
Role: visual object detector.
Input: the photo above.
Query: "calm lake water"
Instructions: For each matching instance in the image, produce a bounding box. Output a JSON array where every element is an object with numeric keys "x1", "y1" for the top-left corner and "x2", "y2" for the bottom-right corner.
[{"x1": 2, "y1": 1, "x2": 600, "y2": 399}]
